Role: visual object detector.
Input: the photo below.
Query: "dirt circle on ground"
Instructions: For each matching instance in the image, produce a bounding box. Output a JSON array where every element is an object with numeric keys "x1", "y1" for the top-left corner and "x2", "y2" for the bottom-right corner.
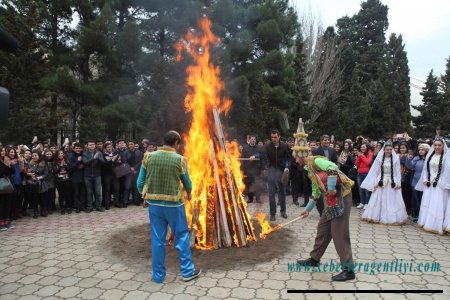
[{"x1": 99, "y1": 221, "x2": 296, "y2": 273}]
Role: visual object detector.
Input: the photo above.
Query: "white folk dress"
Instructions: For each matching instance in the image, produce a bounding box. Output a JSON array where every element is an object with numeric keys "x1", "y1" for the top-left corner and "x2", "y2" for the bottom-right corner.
[
  {"x1": 361, "y1": 157, "x2": 408, "y2": 225},
  {"x1": 416, "y1": 154, "x2": 449, "y2": 234}
]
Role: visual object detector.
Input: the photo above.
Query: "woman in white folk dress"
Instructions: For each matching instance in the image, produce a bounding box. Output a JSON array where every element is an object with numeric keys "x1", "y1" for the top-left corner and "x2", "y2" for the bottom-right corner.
[
  {"x1": 360, "y1": 142, "x2": 408, "y2": 225},
  {"x1": 441, "y1": 140, "x2": 450, "y2": 233},
  {"x1": 415, "y1": 138, "x2": 449, "y2": 234}
]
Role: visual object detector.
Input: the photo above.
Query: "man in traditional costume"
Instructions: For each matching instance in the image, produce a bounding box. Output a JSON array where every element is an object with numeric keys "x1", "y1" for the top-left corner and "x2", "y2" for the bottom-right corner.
[
  {"x1": 137, "y1": 131, "x2": 201, "y2": 283},
  {"x1": 293, "y1": 119, "x2": 355, "y2": 282}
]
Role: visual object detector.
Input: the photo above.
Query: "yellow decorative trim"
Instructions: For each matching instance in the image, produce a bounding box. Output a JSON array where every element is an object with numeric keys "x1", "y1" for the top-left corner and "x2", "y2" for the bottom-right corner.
[
  {"x1": 142, "y1": 191, "x2": 183, "y2": 202},
  {"x1": 421, "y1": 225, "x2": 444, "y2": 235},
  {"x1": 294, "y1": 132, "x2": 308, "y2": 138}
]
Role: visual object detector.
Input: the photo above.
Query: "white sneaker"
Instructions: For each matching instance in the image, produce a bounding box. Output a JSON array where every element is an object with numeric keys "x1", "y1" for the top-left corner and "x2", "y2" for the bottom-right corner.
[
  {"x1": 363, "y1": 204, "x2": 368, "y2": 210},
  {"x1": 356, "y1": 204, "x2": 364, "y2": 209}
]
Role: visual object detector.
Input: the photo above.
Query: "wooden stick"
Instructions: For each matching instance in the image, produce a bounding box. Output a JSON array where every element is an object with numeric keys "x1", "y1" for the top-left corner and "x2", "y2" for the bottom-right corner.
[
  {"x1": 275, "y1": 216, "x2": 304, "y2": 230},
  {"x1": 189, "y1": 199, "x2": 200, "y2": 247},
  {"x1": 210, "y1": 139, "x2": 232, "y2": 247},
  {"x1": 213, "y1": 108, "x2": 247, "y2": 247},
  {"x1": 238, "y1": 158, "x2": 260, "y2": 161}
]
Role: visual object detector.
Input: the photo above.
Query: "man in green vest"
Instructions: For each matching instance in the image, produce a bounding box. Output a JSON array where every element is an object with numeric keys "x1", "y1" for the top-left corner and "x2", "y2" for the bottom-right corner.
[{"x1": 137, "y1": 130, "x2": 201, "y2": 283}]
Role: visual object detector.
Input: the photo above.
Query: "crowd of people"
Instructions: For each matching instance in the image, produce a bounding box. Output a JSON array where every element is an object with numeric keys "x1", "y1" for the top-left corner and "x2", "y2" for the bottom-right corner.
[
  {"x1": 1, "y1": 131, "x2": 450, "y2": 236},
  {"x1": 0, "y1": 138, "x2": 158, "y2": 231},
  {"x1": 241, "y1": 131, "x2": 450, "y2": 235}
]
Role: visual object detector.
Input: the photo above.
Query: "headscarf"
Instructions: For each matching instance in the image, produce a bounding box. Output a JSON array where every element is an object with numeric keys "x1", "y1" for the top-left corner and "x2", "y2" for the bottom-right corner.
[
  {"x1": 415, "y1": 137, "x2": 449, "y2": 191},
  {"x1": 360, "y1": 142, "x2": 400, "y2": 192}
]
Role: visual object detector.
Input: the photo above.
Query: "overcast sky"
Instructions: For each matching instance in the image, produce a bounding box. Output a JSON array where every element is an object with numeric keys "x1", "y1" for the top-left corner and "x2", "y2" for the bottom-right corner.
[{"x1": 291, "y1": 0, "x2": 450, "y2": 112}]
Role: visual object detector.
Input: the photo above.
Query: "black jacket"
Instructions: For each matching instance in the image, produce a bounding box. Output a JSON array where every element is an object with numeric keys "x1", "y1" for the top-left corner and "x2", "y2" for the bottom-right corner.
[
  {"x1": 264, "y1": 142, "x2": 290, "y2": 171},
  {"x1": 312, "y1": 146, "x2": 338, "y2": 164}
]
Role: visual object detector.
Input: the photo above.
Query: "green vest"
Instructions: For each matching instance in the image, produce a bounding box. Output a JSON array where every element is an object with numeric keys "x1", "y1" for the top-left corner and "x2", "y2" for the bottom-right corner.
[{"x1": 141, "y1": 147, "x2": 187, "y2": 202}]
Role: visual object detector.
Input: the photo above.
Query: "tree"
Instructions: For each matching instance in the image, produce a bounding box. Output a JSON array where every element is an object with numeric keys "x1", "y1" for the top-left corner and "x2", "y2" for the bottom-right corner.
[
  {"x1": 439, "y1": 56, "x2": 450, "y2": 133},
  {"x1": 384, "y1": 33, "x2": 411, "y2": 133},
  {"x1": 412, "y1": 70, "x2": 443, "y2": 137},
  {"x1": 0, "y1": 0, "x2": 49, "y2": 143}
]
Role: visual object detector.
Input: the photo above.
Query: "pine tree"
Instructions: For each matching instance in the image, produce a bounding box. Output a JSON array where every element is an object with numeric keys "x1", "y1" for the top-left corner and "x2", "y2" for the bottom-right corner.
[
  {"x1": 385, "y1": 33, "x2": 411, "y2": 133},
  {"x1": 0, "y1": 0, "x2": 49, "y2": 143},
  {"x1": 412, "y1": 70, "x2": 443, "y2": 137},
  {"x1": 440, "y1": 56, "x2": 450, "y2": 134}
]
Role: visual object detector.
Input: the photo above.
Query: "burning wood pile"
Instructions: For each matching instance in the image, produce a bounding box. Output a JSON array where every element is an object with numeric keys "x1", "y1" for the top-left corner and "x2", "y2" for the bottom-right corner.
[{"x1": 176, "y1": 17, "x2": 256, "y2": 249}]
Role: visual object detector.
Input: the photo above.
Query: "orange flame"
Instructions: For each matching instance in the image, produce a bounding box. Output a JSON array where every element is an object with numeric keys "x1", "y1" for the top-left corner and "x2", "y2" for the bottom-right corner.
[
  {"x1": 176, "y1": 17, "x2": 255, "y2": 249},
  {"x1": 255, "y1": 212, "x2": 281, "y2": 239}
]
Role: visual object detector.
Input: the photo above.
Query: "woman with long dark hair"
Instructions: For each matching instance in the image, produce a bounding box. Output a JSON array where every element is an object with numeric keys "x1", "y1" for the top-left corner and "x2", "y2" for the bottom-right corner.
[
  {"x1": 43, "y1": 149, "x2": 57, "y2": 212},
  {"x1": 360, "y1": 142, "x2": 408, "y2": 224},
  {"x1": 6, "y1": 147, "x2": 23, "y2": 220},
  {"x1": 0, "y1": 146, "x2": 14, "y2": 231},
  {"x1": 54, "y1": 150, "x2": 72, "y2": 214},
  {"x1": 415, "y1": 139, "x2": 449, "y2": 234},
  {"x1": 338, "y1": 141, "x2": 353, "y2": 175},
  {"x1": 26, "y1": 150, "x2": 49, "y2": 218}
]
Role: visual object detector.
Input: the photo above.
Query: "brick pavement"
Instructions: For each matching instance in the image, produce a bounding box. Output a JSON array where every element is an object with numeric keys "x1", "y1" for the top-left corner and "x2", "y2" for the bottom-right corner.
[{"x1": 1, "y1": 196, "x2": 449, "y2": 300}]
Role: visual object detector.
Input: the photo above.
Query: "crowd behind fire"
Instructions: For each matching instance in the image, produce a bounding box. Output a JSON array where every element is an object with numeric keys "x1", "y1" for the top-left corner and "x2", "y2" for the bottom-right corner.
[{"x1": 0, "y1": 131, "x2": 449, "y2": 235}]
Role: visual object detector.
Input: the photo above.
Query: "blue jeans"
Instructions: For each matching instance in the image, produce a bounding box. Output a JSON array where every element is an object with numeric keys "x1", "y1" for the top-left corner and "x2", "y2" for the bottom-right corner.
[
  {"x1": 268, "y1": 168, "x2": 286, "y2": 216},
  {"x1": 149, "y1": 204, "x2": 195, "y2": 283},
  {"x1": 411, "y1": 189, "x2": 423, "y2": 218},
  {"x1": 357, "y1": 173, "x2": 370, "y2": 205},
  {"x1": 84, "y1": 176, "x2": 102, "y2": 209}
]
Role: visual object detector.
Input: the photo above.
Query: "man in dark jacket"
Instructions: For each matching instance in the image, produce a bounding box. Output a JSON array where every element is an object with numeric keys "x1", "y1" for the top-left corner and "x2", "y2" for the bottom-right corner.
[
  {"x1": 128, "y1": 140, "x2": 143, "y2": 206},
  {"x1": 264, "y1": 130, "x2": 290, "y2": 221},
  {"x1": 312, "y1": 134, "x2": 337, "y2": 216},
  {"x1": 68, "y1": 143, "x2": 85, "y2": 213},
  {"x1": 313, "y1": 135, "x2": 338, "y2": 163},
  {"x1": 115, "y1": 139, "x2": 132, "y2": 208},
  {"x1": 83, "y1": 141, "x2": 105, "y2": 212}
]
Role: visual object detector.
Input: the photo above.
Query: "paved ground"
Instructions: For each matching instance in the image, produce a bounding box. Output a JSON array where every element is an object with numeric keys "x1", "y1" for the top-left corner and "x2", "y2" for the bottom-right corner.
[{"x1": 1, "y1": 195, "x2": 449, "y2": 300}]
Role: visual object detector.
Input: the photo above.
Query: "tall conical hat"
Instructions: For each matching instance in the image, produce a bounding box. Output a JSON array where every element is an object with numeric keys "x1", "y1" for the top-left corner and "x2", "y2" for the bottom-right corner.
[{"x1": 292, "y1": 118, "x2": 310, "y2": 158}]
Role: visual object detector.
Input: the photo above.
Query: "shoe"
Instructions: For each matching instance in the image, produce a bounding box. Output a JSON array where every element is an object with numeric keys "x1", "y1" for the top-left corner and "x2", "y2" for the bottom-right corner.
[
  {"x1": 0, "y1": 226, "x2": 7, "y2": 231},
  {"x1": 270, "y1": 215, "x2": 276, "y2": 222},
  {"x1": 281, "y1": 212, "x2": 288, "y2": 219},
  {"x1": 182, "y1": 269, "x2": 202, "y2": 282},
  {"x1": 332, "y1": 271, "x2": 355, "y2": 281},
  {"x1": 293, "y1": 201, "x2": 300, "y2": 206},
  {"x1": 363, "y1": 204, "x2": 368, "y2": 210},
  {"x1": 116, "y1": 203, "x2": 123, "y2": 208},
  {"x1": 105, "y1": 206, "x2": 110, "y2": 210},
  {"x1": 296, "y1": 257, "x2": 320, "y2": 267},
  {"x1": 356, "y1": 203, "x2": 364, "y2": 209},
  {"x1": 246, "y1": 199, "x2": 253, "y2": 203},
  {"x1": 300, "y1": 203, "x2": 307, "y2": 207},
  {"x1": 67, "y1": 208, "x2": 72, "y2": 214},
  {"x1": 60, "y1": 208, "x2": 66, "y2": 215},
  {"x1": 6, "y1": 223, "x2": 14, "y2": 229},
  {"x1": 95, "y1": 207, "x2": 104, "y2": 212},
  {"x1": 85, "y1": 208, "x2": 93, "y2": 213},
  {"x1": 75, "y1": 208, "x2": 81, "y2": 213}
]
